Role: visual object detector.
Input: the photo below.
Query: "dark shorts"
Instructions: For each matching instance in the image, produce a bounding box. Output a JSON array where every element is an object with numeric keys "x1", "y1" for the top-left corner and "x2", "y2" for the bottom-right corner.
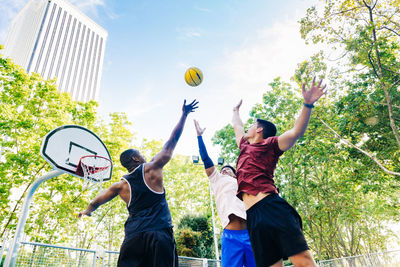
[
  {"x1": 246, "y1": 194, "x2": 309, "y2": 266},
  {"x1": 117, "y1": 228, "x2": 178, "y2": 267}
]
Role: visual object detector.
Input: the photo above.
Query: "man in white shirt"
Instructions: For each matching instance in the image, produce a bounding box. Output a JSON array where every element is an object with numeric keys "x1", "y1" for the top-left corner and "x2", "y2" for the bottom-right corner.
[{"x1": 194, "y1": 120, "x2": 256, "y2": 267}]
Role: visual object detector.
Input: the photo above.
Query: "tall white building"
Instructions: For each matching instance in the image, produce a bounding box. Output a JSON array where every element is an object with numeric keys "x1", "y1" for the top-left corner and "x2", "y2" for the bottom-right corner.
[{"x1": 3, "y1": 0, "x2": 108, "y2": 102}]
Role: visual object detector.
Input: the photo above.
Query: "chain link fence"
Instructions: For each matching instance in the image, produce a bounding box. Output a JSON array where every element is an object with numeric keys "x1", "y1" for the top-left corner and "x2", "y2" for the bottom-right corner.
[
  {"x1": 2, "y1": 240, "x2": 399, "y2": 267},
  {"x1": 317, "y1": 249, "x2": 400, "y2": 267},
  {"x1": 284, "y1": 249, "x2": 400, "y2": 267},
  {"x1": 0, "y1": 240, "x2": 221, "y2": 267}
]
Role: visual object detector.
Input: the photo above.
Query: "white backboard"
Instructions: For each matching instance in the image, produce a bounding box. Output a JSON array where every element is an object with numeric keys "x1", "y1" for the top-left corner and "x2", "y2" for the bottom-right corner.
[{"x1": 40, "y1": 125, "x2": 112, "y2": 181}]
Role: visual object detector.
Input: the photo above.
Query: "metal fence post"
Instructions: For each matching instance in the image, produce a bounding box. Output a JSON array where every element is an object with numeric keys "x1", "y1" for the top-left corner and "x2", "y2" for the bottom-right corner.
[
  {"x1": 208, "y1": 185, "x2": 220, "y2": 263},
  {"x1": 92, "y1": 249, "x2": 97, "y2": 267},
  {"x1": 364, "y1": 253, "x2": 373, "y2": 267}
]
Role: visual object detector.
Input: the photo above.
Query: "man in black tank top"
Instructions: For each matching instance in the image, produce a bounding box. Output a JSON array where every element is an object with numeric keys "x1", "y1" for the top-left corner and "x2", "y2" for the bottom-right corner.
[{"x1": 79, "y1": 100, "x2": 199, "y2": 267}]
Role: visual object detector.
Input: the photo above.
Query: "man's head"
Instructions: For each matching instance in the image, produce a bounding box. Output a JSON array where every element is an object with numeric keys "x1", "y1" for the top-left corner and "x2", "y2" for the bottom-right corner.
[
  {"x1": 120, "y1": 149, "x2": 146, "y2": 172},
  {"x1": 244, "y1": 118, "x2": 277, "y2": 141},
  {"x1": 220, "y1": 165, "x2": 236, "y2": 178}
]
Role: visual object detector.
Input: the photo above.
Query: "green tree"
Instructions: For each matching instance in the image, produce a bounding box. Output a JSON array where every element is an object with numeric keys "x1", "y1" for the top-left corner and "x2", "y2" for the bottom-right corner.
[
  {"x1": 212, "y1": 73, "x2": 399, "y2": 260},
  {"x1": 300, "y1": 0, "x2": 400, "y2": 177},
  {"x1": 0, "y1": 49, "x2": 225, "y2": 256},
  {"x1": 211, "y1": 1, "x2": 400, "y2": 261},
  {"x1": 0, "y1": 52, "x2": 134, "y2": 251},
  {"x1": 175, "y1": 214, "x2": 216, "y2": 259}
]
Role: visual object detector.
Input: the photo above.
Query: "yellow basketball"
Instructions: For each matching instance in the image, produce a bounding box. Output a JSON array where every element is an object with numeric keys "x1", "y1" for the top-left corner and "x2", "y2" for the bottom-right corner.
[{"x1": 185, "y1": 67, "x2": 203, "y2": 86}]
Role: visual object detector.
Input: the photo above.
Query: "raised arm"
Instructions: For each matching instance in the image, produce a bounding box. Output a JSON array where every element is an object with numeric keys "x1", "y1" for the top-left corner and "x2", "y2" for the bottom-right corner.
[
  {"x1": 278, "y1": 77, "x2": 326, "y2": 151},
  {"x1": 149, "y1": 99, "x2": 199, "y2": 169},
  {"x1": 232, "y1": 100, "x2": 245, "y2": 147},
  {"x1": 194, "y1": 120, "x2": 215, "y2": 177},
  {"x1": 78, "y1": 181, "x2": 124, "y2": 217}
]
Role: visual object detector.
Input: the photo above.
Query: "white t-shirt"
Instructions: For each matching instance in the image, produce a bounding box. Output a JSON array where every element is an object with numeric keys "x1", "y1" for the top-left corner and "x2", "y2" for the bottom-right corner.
[{"x1": 208, "y1": 169, "x2": 247, "y2": 229}]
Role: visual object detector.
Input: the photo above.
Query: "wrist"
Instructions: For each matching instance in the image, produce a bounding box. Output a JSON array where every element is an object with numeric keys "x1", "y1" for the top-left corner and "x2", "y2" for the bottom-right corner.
[{"x1": 303, "y1": 102, "x2": 314, "y2": 109}]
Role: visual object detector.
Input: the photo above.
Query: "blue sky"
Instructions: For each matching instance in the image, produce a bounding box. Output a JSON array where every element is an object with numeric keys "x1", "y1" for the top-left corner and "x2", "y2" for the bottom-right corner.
[{"x1": 0, "y1": 0, "x2": 321, "y2": 159}]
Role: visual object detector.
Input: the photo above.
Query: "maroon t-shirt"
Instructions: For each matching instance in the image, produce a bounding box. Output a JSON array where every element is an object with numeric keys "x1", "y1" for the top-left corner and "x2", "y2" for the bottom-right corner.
[{"x1": 236, "y1": 136, "x2": 284, "y2": 199}]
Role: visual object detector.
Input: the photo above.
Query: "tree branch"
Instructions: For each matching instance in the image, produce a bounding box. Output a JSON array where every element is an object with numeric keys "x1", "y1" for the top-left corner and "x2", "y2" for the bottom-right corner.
[
  {"x1": 0, "y1": 163, "x2": 47, "y2": 239},
  {"x1": 381, "y1": 65, "x2": 400, "y2": 76},
  {"x1": 368, "y1": 50, "x2": 380, "y2": 78},
  {"x1": 318, "y1": 117, "x2": 400, "y2": 177},
  {"x1": 365, "y1": 0, "x2": 400, "y2": 147},
  {"x1": 381, "y1": 26, "x2": 400, "y2": 37},
  {"x1": 378, "y1": 101, "x2": 400, "y2": 109}
]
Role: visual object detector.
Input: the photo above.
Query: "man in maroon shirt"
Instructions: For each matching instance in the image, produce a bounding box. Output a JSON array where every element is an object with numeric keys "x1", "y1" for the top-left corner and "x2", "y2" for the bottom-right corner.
[{"x1": 232, "y1": 78, "x2": 326, "y2": 267}]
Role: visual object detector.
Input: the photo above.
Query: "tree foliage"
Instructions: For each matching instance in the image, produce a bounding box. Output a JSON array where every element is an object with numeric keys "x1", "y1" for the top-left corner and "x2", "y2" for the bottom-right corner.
[
  {"x1": 212, "y1": 1, "x2": 400, "y2": 259},
  {"x1": 0, "y1": 51, "x2": 219, "y2": 255},
  {"x1": 175, "y1": 214, "x2": 216, "y2": 259}
]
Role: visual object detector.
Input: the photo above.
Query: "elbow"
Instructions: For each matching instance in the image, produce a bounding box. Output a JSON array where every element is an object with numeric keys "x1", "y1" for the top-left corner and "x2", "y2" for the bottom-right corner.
[
  {"x1": 164, "y1": 154, "x2": 172, "y2": 162},
  {"x1": 292, "y1": 128, "x2": 305, "y2": 139},
  {"x1": 158, "y1": 152, "x2": 172, "y2": 166}
]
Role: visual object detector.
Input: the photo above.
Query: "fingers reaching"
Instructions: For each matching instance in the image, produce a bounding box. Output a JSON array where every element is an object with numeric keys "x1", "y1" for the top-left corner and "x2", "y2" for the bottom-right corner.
[
  {"x1": 183, "y1": 99, "x2": 199, "y2": 114},
  {"x1": 193, "y1": 119, "x2": 206, "y2": 135},
  {"x1": 317, "y1": 79, "x2": 323, "y2": 88},
  {"x1": 302, "y1": 76, "x2": 327, "y2": 105}
]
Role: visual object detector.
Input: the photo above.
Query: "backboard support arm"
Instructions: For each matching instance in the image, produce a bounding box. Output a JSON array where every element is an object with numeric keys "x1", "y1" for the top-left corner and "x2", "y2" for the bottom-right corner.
[{"x1": 4, "y1": 169, "x2": 64, "y2": 267}]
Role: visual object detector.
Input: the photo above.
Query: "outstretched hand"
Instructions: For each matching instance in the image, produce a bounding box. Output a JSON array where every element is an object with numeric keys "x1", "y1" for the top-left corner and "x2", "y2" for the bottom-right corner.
[
  {"x1": 182, "y1": 99, "x2": 199, "y2": 115},
  {"x1": 194, "y1": 119, "x2": 206, "y2": 136},
  {"x1": 302, "y1": 77, "x2": 327, "y2": 105},
  {"x1": 233, "y1": 99, "x2": 242, "y2": 112}
]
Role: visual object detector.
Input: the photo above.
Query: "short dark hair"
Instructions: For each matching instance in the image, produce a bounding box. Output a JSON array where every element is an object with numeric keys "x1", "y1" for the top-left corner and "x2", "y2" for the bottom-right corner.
[
  {"x1": 256, "y1": 118, "x2": 277, "y2": 139},
  {"x1": 120, "y1": 149, "x2": 140, "y2": 171},
  {"x1": 221, "y1": 165, "x2": 236, "y2": 175}
]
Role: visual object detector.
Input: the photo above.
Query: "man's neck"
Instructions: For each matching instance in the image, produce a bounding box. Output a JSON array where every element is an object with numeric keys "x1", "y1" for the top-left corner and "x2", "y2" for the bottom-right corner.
[
  {"x1": 128, "y1": 164, "x2": 141, "y2": 173},
  {"x1": 247, "y1": 135, "x2": 264, "y2": 144}
]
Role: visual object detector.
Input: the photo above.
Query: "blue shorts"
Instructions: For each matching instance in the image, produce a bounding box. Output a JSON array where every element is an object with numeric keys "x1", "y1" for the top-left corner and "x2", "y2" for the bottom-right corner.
[{"x1": 221, "y1": 229, "x2": 256, "y2": 267}]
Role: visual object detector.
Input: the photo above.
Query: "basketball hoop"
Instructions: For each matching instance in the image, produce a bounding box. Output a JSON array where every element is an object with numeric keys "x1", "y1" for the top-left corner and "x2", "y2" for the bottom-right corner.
[{"x1": 76, "y1": 155, "x2": 112, "y2": 190}]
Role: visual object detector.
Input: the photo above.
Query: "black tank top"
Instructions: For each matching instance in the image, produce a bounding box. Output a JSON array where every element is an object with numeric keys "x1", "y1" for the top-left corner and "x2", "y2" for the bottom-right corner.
[{"x1": 122, "y1": 164, "x2": 173, "y2": 241}]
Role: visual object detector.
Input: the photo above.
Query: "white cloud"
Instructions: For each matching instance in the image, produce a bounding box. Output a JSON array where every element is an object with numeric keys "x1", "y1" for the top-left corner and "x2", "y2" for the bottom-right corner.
[
  {"x1": 194, "y1": 6, "x2": 211, "y2": 13},
  {"x1": 173, "y1": 12, "x2": 326, "y2": 157},
  {"x1": 121, "y1": 86, "x2": 163, "y2": 119},
  {"x1": 69, "y1": 0, "x2": 105, "y2": 9},
  {"x1": 0, "y1": 0, "x2": 118, "y2": 44},
  {"x1": 176, "y1": 27, "x2": 202, "y2": 39},
  {"x1": 213, "y1": 16, "x2": 325, "y2": 119},
  {"x1": 0, "y1": 0, "x2": 27, "y2": 43},
  {"x1": 70, "y1": 0, "x2": 119, "y2": 20}
]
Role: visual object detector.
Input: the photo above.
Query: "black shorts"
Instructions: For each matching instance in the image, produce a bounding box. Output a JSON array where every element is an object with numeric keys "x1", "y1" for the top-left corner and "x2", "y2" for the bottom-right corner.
[
  {"x1": 117, "y1": 228, "x2": 178, "y2": 267},
  {"x1": 246, "y1": 194, "x2": 309, "y2": 266}
]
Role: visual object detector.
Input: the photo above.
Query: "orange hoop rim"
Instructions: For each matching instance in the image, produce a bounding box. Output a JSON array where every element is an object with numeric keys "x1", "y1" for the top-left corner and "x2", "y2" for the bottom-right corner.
[{"x1": 76, "y1": 155, "x2": 112, "y2": 180}]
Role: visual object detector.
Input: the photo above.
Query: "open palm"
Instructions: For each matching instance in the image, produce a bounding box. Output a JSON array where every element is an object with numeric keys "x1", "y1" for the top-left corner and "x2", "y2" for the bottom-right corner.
[{"x1": 302, "y1": 77, "x2": 326, "y2": 105}]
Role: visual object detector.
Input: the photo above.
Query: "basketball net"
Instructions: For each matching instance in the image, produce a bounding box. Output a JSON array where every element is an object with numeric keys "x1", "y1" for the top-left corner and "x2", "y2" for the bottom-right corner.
[{"x1": 76, "y1": 155, "x2": 112, "y2": 192}]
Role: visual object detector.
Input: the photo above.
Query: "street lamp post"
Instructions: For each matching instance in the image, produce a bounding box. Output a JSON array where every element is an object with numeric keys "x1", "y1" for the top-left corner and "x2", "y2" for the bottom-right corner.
[{"x1": 192, "y1": 155, "x2": 224, "y2": 263}]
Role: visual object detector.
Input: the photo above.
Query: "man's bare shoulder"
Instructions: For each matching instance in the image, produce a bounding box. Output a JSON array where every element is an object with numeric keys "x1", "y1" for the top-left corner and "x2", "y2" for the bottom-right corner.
[{"x1": 109, "y1": 179, "x2": 129, "y2": 192}]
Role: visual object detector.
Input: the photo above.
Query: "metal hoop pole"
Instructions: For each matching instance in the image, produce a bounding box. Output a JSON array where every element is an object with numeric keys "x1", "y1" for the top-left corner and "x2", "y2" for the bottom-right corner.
[
  {"x1": 4, "y1": 169, "x2": 63, "y2": 267},
  {"x1": 209, "y1": 184, "x2": 220, "y2": 263}
]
